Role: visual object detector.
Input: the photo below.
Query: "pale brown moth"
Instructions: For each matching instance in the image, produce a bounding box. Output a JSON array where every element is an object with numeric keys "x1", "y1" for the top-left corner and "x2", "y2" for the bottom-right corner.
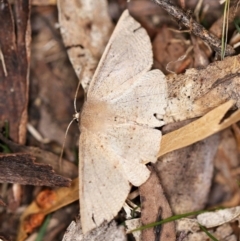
[{"x1": 79, "y1": 10, "x2": 167, "y2": 234}]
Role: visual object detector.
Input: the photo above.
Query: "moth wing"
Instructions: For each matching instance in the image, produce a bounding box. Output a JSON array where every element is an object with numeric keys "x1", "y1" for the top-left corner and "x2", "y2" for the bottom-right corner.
[
  {"x1": 105, "y1": 124, "x2": 161, "y2": 187},
  {"x1": 109, "y1": 69, "x2": 167, "y2": 127},
  {"x1": 87, "y1": 10, "x2": 153, "y2": 99},
  {"x1": 79, "y1": 129, "x2": 131, "y2": 234}
]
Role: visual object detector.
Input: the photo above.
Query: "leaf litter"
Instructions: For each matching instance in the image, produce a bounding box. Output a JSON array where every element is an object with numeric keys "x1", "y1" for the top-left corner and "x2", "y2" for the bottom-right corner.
[{"x1": 0, "y1": 1, "x2": 240, "y2": 241}]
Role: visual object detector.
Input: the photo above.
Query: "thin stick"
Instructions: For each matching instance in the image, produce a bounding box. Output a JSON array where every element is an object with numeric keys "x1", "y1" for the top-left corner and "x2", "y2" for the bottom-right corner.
[
  {"x1": 0, "y1": 46, "x2": 8, "y2": 76},
  {"x1": 152, "y1": 0, "x2": 235, "y2": 57}
]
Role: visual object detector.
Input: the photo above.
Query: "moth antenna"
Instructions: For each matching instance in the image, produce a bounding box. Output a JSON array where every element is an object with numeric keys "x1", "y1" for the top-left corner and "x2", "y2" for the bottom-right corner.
[
  {"x1": 58, "y1": 117, "x2": 77, "y2": 172},
  {"x1": 74, "y1": 77, "x2": 82, "y2": 114},
  {"x1": 59, "y1": 77, "x2": 82, "y2": 172}
]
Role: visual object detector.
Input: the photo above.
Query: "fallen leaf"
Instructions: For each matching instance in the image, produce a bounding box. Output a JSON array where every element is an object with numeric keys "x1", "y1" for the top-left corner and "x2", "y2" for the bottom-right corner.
[
  {"x1": 0, "y1": 0, "x2": 31, "y2": 143},
  {"x1": 0, "y1": 153, "x2": 71, "y2": 187},
  {"x1": 62, "y1": 219, "x2": 126, "y2": 241},
  {"x1": 208, "y1": 128, "x2": 240, "y2": 207},
  {"x1": 155, "y1": 131, "x2": 219, "y2": 214},
  {"x1": 0, "y1": 133, "x2": 78, "y2": 179},
  {"x1": 58, "y1": 0, "x2": 113, "y2": 91},
  {"x1": 164, "y1": 55, "x2": 240, "y2": 123},
  {"x1": 139, "y1": 167, "x2": 175, "y2": 241},
  {"x1": 17, "y1": 179, "x2": 79, "y2": 241},
  {"x1": 159, "y1": 100, "x2": 240, "y2": 157},
  {"x1": 125, "y1": 219, "x2": 141, "y2": 241},
  {"x1": 176, "y1": 218, "x2": 236, "y2": 241},
  {"x1": 197, "y1": 206, "x2": 240, "y2": 228}
]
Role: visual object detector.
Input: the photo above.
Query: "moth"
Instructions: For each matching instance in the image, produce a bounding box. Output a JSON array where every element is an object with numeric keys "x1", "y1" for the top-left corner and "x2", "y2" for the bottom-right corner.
[{"x1": 79, "y1": 9, "x2": 167, "y2": 234}]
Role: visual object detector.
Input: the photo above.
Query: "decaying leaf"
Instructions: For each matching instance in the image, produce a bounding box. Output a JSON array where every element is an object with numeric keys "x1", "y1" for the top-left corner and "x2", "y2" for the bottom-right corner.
[
  {"x1": 125, "y1": 219, "x2": 141, "y2": 241},
  {"x1": 58, "y1": 0, "x2": 113, "y2": 91},
  {"x1": 159, "y1": 100, "x2": 240, "y2": 157},
  {"x1": 0, "y1": 133, "x2": 78, "y2": 179},
  {"x1": 176, "y1": 218, "x2": 236, "y2": 241},
  {"x1": 62, "y1": 219, "x2": 126, "y2": 241},
  {"x1": 0, "y1": 0, "x2": 31, "y2": 144},
  {"x1": 0, "y1": 153, "x2": 71, "y2": 187},
  {"x1": 155, "y1": 130, "x2": 219, "y2": 214},
  {"x1": 78, "y1": 10, "x2": 167, "y2": 233},
  {"x1": 197, "y1": 206, "x2": 240, "y2": 228},
  {"x1": 139, "y1": 167, "x2": 175, "y2": 241},
  {"x1": 164, "y1": 55, "x2": 240, "y2": 123},
  {"x1": 208, "y1": 128, "x2": 240, "y2": 207},
  {"x1": 17, "y1": 179, "x2": 79, "y2": 241}
]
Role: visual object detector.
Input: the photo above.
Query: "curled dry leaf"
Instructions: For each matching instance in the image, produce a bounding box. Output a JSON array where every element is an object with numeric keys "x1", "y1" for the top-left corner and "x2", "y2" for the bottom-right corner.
[
  {"x1": 58, "y1": 0, "x2": 113, "y2": 91},
  {"x1": 197, "y1": 206, "x2": 240, "y2": 228}
]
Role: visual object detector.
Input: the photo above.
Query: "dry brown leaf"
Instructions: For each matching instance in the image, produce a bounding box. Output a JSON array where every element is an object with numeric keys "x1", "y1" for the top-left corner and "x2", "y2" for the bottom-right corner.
[
  {"x1": 58, "y1": 0, "x2": 113, "y2": 91},
  {"x1": 206, "y1": 128, "x2": 240, "y2": 207},
  {"x1": 17, "y1": 179, "x2": 78, "y2": 241},
  {"x1": 0, "y1": 133, "x2": 78, "y2": 179},
  {"x1": 159, "y1": 100, "x2": 240, "y2": 157},
  {"x1": 139, "y1": 167, "x2": 175, "y2": 241},
  {"x1": 0, "y1": 0, "x2": 31, "y2": 144},
  {"x1": 155, "y1": 132, "x2": 219, "y2": 214},
  {"x1": 0, "y1": 153, "x2": 71, "y2": 187}
]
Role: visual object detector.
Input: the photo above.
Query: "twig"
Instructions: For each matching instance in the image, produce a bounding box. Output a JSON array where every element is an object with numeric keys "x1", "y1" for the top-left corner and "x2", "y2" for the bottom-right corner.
[
  {"x1": 0, "y1": 46, "x2": 8, "y2": 76},
  {"x1": 152, "y1": 0, "x2": 235, "y2": 57}
]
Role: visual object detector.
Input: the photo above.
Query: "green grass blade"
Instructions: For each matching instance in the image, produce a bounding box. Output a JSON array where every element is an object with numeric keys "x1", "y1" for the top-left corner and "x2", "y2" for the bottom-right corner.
[
  {"x1": 35, "y1": 214, "x2": 51, "y2": 241},
  {"x1": 199, "y1": 224, "x2": 219, "y2": 241},
  {"x1": 129, "y1": 209, "x2": 207, "y2": 233}
]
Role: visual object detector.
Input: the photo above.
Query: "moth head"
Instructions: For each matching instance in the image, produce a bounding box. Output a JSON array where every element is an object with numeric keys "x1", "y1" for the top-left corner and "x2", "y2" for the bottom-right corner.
[{"x1": 73, "y1": 112, "x2": 80, "y2": 122}]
